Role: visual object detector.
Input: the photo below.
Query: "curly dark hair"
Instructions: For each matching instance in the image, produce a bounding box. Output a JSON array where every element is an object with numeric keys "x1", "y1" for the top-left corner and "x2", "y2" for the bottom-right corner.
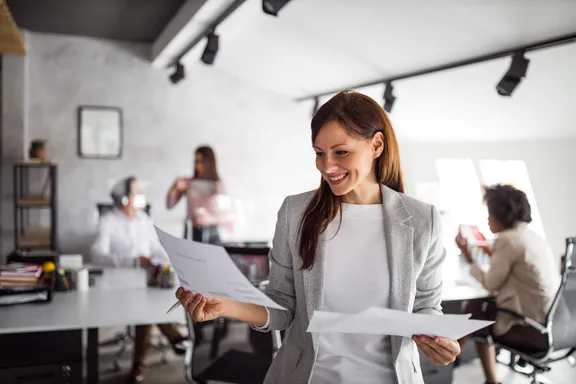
[{"x1": 484, "y1": 184, "x2": 532, "y2": 229}]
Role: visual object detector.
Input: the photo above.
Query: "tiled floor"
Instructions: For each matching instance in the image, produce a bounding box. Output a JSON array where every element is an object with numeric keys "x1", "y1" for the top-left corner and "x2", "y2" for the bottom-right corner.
[{"x1": 98, "y1": 324, "x2": 576, "y2": 384}]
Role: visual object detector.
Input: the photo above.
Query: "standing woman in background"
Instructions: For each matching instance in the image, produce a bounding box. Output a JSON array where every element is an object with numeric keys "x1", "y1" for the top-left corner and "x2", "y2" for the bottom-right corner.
[{"x1": 166, "y1": 146, "x2": 227, "y2": 245}]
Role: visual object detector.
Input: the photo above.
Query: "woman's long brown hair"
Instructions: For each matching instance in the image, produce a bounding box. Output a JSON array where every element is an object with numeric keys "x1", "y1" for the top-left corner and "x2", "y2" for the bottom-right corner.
[
  {"x1": 194, "y1": 146, "x2": 220, "y2": 181},
  {"x1": 298, "y1": 90, "x2": 404, "y2": 270}
]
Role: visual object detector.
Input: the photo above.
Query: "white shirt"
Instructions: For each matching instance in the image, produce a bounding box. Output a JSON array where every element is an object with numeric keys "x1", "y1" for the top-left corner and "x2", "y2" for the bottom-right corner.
[
  {"x1": 310, "y1": 203, "x2": 397, "y2": 384},
  {"x1": 90, "y1": 209, "x2": 169, "y2": 268}
]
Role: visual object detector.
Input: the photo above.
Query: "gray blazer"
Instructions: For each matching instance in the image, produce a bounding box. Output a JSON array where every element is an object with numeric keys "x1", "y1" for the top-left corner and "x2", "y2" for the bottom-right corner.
[{"x1": 255, "y1": 185, "x2": 446, "y2": 384}]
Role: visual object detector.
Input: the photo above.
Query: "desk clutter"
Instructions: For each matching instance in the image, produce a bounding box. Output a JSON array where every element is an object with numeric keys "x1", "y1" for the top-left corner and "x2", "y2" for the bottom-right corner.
[
  {"x1": 0, "y1": 262, "x2": 55, "y2": 305},
  {"x1": 146, "y1": 264, "x2": 175, "y2": 288}
]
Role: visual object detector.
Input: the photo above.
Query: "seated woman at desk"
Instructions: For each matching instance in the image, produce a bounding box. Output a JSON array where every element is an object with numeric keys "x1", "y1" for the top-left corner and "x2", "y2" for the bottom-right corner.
[
  {"x1": 91, "y1": 177, "x2": 187, "y2": 384},
  {"x1": 456, "y1": 184, "x2": 560, "y2": 384}
]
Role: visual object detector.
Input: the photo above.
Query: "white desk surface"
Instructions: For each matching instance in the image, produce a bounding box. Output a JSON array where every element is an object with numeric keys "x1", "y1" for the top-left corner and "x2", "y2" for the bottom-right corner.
[
  {"x1": 441, "y1": 257, "x2": 491, "y2": 302},
  {"x1": 0, "y1": 262, "x2": 490, "y2": 335},
  {"x1": 0, "y1": 268, "x2": 186, "y2": 335}
]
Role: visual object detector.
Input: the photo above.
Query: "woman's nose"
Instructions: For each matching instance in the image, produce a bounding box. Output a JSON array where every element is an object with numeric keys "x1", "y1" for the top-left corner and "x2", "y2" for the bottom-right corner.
[{"x1": 321, "y1": 156, "x2": 338, "y2": 172}]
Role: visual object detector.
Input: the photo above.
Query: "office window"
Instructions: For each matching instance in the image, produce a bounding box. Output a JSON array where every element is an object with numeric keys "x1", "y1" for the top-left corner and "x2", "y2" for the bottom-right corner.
[
  {"x1": 435, "y1": 158, "x2": 490, "y2": 237},
  {"x1": 478, "y1": 160, "x2": 546, "y2": 239}
]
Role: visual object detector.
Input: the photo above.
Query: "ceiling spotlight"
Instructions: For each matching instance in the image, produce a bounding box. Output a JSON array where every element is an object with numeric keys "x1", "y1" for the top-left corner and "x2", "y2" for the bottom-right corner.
[
  {"x1": 312, "y1": 97, "x2": 320, "y2": 116},
  {"x1": 262, "y1": 0, "x2": 292, "y2": 16},
  {"x1": 169, "y1": 62, "x2": 185, "y2": 84},
  {"x1": 496, "y1": 51, "x2": 529, "y2": 97},
  {"x1": 201, "y1": 32, "x2": 219, "y2": 65},
  {"x1": 383, "y1": 82, "x2": 396, "y2": 113}
]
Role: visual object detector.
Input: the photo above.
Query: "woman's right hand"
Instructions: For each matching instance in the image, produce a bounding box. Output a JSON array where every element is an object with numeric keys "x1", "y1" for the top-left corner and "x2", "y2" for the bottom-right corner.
[
  {"x1": 175, "y1": 287, "x2": 230, "y2": 322},
  {"x1": 173, "y1": 177, "x2": 190, "y2": 193}
]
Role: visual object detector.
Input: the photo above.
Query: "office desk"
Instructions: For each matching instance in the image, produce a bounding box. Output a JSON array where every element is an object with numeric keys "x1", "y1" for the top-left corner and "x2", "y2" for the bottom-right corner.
[
  {"x1": 0, "y1": 268, "x2": 185, "y2": 384},
  {"x1": 441, "y1": 256, "x2": 492, "y2": 302}
]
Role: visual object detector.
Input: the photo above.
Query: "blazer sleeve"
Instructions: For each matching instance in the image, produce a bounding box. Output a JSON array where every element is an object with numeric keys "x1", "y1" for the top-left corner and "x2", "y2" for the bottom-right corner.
[
  {"x1": 470, "y1": 236, "x2": 515, "y2": 293},
  {"x1": 413, "y1": 205, "x2": 445, "y2": 315},
  {"x1": 252, "y1": 197, "x2": 296, "y2": 332}
]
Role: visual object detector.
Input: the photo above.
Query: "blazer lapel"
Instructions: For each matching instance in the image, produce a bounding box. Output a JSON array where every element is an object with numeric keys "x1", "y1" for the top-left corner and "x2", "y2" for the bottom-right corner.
[{"x1": 381, "y1": 186, "x2": 414, "y2": 364}]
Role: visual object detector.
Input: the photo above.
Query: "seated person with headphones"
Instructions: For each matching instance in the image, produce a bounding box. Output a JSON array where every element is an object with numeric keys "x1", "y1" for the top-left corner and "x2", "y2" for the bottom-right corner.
[{"x1": 91, "y1": 176, "x2": 187, "y2": 384}]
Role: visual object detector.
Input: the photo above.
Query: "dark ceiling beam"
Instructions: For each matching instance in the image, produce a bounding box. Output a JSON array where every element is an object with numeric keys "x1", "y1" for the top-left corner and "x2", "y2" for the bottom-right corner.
[
  {"x1": 296, "y1": 32, "x2": 576, "y2": 102},
  {"x1": 0, "y1": 0, "x2": 25, "y2": 54},
  {"x1": 168, "y1": 0, "x2": 246, "y2": 67}
]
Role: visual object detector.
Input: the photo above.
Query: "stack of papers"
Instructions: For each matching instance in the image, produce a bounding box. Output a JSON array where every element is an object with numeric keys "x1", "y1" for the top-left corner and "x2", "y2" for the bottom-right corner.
[
  {"x1": 308, "y1": 307, "x2": 493, "y2": 340},
  {"x1": 154, "y1": 226, "x2": 285, "y2": 311}
]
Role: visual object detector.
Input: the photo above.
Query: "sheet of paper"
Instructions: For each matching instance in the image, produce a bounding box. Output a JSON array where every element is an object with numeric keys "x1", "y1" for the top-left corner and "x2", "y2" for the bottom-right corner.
[
  {"x1": 308, "y1": 307, "x2": 492, "y2": 340},
  {"x1": 154, "y1": 226, "x2": 285, "y2": 311}
]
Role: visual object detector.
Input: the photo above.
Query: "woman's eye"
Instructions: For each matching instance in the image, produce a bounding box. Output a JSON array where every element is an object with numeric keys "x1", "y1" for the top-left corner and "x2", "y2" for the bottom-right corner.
[
  {"x1": 315, "y1": 152, "x2": 325, "y2": 157},
  {"x1": 336, "y1": 150, "x2": 348, "y2": 156}
]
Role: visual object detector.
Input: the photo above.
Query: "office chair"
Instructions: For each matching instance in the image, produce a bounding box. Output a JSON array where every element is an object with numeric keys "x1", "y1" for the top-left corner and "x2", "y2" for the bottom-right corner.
[
  {"x1": 94, "y1": 203, "x2": 171, "y2": 371},
  {"x1": 487, "y1": 237, "x2": 576, "y2": 384}
]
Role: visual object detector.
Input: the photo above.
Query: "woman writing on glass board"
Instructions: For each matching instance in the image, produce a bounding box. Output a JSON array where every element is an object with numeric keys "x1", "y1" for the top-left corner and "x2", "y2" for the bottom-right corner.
[{"x1": 175, "y1": 91, "x2": 460, "y2": 383}]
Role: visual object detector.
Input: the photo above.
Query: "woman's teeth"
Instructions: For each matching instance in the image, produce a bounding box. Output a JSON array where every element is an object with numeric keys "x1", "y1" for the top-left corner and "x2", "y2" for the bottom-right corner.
[
  {"x1": 329, "y1": 174, "x2": 345, "y2": 181},
  {"x1": 328, "y1": 173, "x2": 348, "y2": 183}
]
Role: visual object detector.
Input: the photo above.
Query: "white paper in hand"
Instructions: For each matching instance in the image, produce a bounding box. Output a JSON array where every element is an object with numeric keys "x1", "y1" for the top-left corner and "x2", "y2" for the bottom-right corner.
[
  {"x1": 308, "y1": 307, "x2": 492, "y2": 340},
  {"x1": 154, "y1": 226, "x2": 285, "y2": 311}
]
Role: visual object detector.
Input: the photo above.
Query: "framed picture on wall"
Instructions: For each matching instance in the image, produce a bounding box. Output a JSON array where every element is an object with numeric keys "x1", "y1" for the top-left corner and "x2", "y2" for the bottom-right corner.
[{"x1": 77, "y1": 106, "x2": 123, "y2": 159}]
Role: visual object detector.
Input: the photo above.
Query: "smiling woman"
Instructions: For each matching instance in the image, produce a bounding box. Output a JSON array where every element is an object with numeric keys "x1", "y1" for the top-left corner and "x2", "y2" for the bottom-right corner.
[
  {"x1": 301, "y1": 90, "x2": 404, "y2": 269},
  {"x1": 176, "y1": 90, "x2": 461, "y2": 384}
]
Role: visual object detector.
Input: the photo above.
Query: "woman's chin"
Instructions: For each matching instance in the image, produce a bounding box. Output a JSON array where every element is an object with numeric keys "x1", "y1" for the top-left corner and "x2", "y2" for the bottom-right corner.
[{"x1": 328, "y1": 184, "x2": 351, "y2": 196}]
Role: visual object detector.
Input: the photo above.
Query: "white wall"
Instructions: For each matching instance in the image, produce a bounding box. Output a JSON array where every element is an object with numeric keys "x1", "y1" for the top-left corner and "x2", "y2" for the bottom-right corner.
[
  {"x1": 400, "y1": 139, "x2": 576, "y2": 256},
  {"x1": 22, "y1": 31, "x2": 318, "y2": 254},
  {"x1": 5, "y1": 31, "x2": 574, "y2": 260}
]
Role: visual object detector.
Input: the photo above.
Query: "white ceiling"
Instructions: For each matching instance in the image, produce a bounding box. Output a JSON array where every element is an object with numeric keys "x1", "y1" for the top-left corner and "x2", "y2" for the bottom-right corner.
[{"x1": 180, "y1": 0, "x2": 576, "y2": 141}]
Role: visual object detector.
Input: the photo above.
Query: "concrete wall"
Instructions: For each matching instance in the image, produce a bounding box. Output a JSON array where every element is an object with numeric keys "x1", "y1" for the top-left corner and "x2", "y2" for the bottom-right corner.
[
  {"x1": 1, "y1": 38, "x2": 29, "y2": 260},
  {"x1": 23, "y1": 31, "x2": 317, "y2": 257}
]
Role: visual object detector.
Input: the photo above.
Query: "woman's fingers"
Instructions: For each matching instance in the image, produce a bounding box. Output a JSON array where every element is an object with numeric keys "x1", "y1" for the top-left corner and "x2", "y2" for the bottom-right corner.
[
  {"x1": 181, "y1": 292, "x2": 200, "y2": 314},
  {"x1": 431, "y1": 337, "x2": 461, "y2": 355},
  {"x1": 423, "y1": 336, "x2": 459, "y2": 361},
  {"x1": 415, "y1": 340, "x2": 443, "y2": 365},
  {"x1": 192, "y1": 297, "x2": 207, "y2": 320},
  {"x1": 413, "y1": 336, "x2": 458, "y2": 365},
  {"x1": 175, "y1": 287, "x2": 184, "y2": 299}
]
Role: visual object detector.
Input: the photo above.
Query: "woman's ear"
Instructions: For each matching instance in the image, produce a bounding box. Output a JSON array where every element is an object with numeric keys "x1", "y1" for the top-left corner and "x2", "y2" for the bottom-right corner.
[{"x1": 372, "y1": 132, "x2": 385, "y2": 158}]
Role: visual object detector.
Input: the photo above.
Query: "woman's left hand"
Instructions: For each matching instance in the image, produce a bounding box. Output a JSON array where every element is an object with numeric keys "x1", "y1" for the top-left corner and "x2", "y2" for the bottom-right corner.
[{"x1": 412, "y1": 335, "x2": 461, "y2": 366}]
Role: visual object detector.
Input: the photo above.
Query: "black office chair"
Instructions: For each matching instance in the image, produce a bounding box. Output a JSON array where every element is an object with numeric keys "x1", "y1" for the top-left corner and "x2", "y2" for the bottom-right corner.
[{"x1": 488, "y1": 237, "x2": 576, "y2": 384}]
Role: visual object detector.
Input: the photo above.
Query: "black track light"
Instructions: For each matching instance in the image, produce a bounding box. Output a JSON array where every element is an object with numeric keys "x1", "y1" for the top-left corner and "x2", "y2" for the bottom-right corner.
[
  {"x1": 201, "y1": 32, "x2": 219, "y2": 65},
  {"x1": 262, "y1": 0, "x2": 292, "y2": 16},
  {"x1": 383, "y1": 82, "x2": 396, "y2": 113},
  {"x1": 169, "y1": 62, "x2": 185, "y2": 84},
  {"x1": 496, "y1": 51, "x2": 529, "y2": 97},
  {"x1": 312, "y1": 97, "x2": 320, "y2": 116}
]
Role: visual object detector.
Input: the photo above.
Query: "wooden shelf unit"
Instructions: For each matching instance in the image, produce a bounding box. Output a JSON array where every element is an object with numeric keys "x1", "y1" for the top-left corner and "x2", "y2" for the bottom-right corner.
[{"x1": 13, "y1": 162, "x2": 58, "y2": 252}]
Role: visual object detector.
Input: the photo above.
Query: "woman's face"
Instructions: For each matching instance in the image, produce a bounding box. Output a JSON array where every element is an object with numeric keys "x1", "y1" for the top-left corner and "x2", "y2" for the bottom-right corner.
[
  {"x1": 487, "y1": 212, "x2": 504, "y2": 234},
  {"x1": 195, "y1": 153, "x2": 206, "y2": 177},
  {"x1": 313, "y1": 121, "x2": 382, "y2": 197}
]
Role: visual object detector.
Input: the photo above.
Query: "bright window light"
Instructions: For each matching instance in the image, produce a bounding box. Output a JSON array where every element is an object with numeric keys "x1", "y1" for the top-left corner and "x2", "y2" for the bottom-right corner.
[
  {"x1": 478, "y1": 160, "x2": 546, "y2": 239},
  {"x1": 435, "y1": 158, "x2": 490, "y2": 239}
]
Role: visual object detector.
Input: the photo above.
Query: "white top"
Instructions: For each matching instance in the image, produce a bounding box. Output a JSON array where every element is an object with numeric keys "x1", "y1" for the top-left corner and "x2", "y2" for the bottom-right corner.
[
  {"x1": 90, "y1": 209, "x2": 169, "y2": 267},
  {"x1": 310, "y1": 203, "x2": 397, "y2": 384}
]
